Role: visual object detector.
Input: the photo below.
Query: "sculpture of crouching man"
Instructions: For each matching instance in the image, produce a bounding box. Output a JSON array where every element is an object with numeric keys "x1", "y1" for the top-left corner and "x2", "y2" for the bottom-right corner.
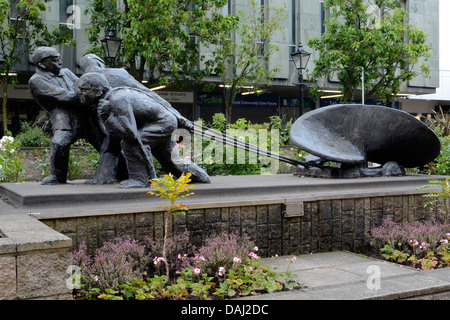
[{"x1": 74, "y1": 72, "x2": 210, "y2": 188}]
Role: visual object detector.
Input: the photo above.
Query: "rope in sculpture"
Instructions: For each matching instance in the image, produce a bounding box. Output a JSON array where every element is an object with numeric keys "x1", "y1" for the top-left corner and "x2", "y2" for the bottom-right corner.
[{"x1": 190, "y1": 122, "x2": 314, "y2": 168}]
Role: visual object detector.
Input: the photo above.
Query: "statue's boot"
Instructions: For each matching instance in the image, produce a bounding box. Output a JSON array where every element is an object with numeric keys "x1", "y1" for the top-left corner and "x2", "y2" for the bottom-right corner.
[
  {"x1": 119, "y1": 178, "x2": 149, "y2": 188},
  {"x1": 41, "y1": 142, "x2": 70, "y2": 185}
]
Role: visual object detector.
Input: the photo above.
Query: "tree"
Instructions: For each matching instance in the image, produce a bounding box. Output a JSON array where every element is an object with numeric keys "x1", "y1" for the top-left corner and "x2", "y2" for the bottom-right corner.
[
  {"x1": 212, "y1": 0, "x2": 287, "y2": 122},
  {"x1": 85, "y1": 0, "x2": 237, "y2": 87},
  {"x1": 307, "y1": 0, "x2": 431, "y2": 107},
  {"x1": 148, "y1": 172, "x2": 194, "y2": 282},
  {"x1": 0, "y1": 0, "x2": 75, "y2": 135}
]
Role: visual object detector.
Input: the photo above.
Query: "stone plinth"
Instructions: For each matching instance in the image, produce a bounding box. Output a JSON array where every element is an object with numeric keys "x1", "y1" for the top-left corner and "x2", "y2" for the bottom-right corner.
[
  {"x1": 0, "y1": 214, "x2": 72, "y2": 300},
  {"x1": 0, "y1": 174, "x2": 443, "y2": 258}
]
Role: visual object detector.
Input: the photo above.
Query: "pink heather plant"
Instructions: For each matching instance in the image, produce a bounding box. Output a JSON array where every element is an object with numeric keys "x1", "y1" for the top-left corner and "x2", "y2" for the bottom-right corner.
[
  {"x1": 72, "y1": 237, "x2": 149, "y2": 291},
  {"x1": 370, "y1": 216, "x2": 450, "y2": 254},
  {"x1": 196, "y1": 233, "x2": 255, "y2": 277}
]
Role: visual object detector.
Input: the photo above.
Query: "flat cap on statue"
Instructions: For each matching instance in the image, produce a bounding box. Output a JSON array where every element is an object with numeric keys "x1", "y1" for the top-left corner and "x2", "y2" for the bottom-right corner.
[{"x1": 31, "y1": 47, "x2": 60, "y2": 65}]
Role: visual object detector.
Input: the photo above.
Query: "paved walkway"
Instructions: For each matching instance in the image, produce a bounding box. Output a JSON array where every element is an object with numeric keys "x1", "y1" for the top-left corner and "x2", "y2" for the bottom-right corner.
[{"x1": 237, "y1": 251, "x2": 450, "y2": 300}]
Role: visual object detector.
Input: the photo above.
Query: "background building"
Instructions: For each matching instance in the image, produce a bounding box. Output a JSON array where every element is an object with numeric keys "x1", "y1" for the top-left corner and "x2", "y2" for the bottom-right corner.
[
  {"x1": 0, "y1": 0, "x2": 440, "y2": 133},
  {"x1": 401, "y1": 0, "x2": 449, "y2": 117}
]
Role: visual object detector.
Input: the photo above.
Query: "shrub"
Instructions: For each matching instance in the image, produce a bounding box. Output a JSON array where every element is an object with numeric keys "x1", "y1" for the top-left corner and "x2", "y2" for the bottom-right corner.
[
  {"x1": 72, "y1": 237, "x2": 149, "y2": 292},
  {"x1": 432, "y1": 135, "x2": 450, "y2": 175},
  {"x1": 73, "y1": 231, "x2": 301, "y2": 300},
  {"x1": 195, "y1": 233, "x2": 255, "y2": 277},
  {"x1": 418, "y1": 177, "x2": 450, "y2": 224},
  {"x1": 197, "y1": 113, "x2": 292, "y2": 176},
  {"x1": 34, "y1": 139, "x2": 100, "y2": 180},
  {"x1": 211, "y1": 112, "x2": 227, "y2": 132},
  {"x1": 422, "y1": 134, "x2": 450, "y2": 175},
  {"x1": 67, "y1": 140, "x2": 100, "y2": 180},
  {"x1": 370, "y1": 216, "x2": 450, "y2": 254},
  {"x1": 0, "y1": 134, "x2": 26, "y2": 182},
  {"x1": 269, "y1": 115, "x2": 293, "y2": 146},
  {"x1": 15, "y1": 122, "x2": 51, "y2": 147}
]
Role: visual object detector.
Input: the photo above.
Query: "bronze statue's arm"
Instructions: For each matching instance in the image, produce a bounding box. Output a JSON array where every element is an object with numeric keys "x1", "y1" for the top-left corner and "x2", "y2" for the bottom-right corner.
[{"x1": 29, "y1": 77, "x2": 79, "y2": 109}]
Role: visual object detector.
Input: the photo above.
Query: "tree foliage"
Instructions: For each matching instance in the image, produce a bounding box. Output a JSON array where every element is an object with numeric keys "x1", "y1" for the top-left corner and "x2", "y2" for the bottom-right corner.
[
  {"x1": 85, "y1": 0, "x2": 237, "y2": 86},
  {"x1": 211, "y1": 0, "x2": 287, "y2": 121},
  {"x1": 0, "y1": 0, "x2": 74, "y2": 134},
  {"x1": 85, "y1": 0, "x2": 286, "y2": 122},
  {"x1": 307, "y1": 0, "x2": 432, "y2": 106}
]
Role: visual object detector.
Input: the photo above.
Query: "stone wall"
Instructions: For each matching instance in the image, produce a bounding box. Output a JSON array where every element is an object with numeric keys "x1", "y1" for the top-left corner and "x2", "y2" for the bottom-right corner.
[
  {"x1": 41, "y1": 193, "x2": 433, "y2": 258},
  {"x1": 0, "y1": 214, "x2": 73, "y2": 300}
]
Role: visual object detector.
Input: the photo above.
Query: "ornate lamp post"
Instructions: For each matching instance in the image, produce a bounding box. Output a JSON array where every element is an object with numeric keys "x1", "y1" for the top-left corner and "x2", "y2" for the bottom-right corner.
[
  {"x1": 290, "y1": 42, "x2": 311, "y2": 117},
  {"x1": 101, "y1": 29, "x2": 122, "y2": 67}
]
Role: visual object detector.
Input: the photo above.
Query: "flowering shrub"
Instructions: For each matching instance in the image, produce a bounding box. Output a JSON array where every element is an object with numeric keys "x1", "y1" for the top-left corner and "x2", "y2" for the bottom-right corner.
[
  {"x1": 370, "y1": 216, "x2": 450, "y2": 270},
  {"x1": 195, "y1": 233, "x2": 255, "y2": 277},
  {"x1": 0, "y1": 134, "x2": 26, "y2": 182},
  {"x1": 72, "y1": 237, "x2": 149, "y2": 293},
  {"x1": 73, "y1": 232, "x2": 301, "y2": 300},
  {"x1": 142, "y1": 230, "x2": 196, "y2": 278}
]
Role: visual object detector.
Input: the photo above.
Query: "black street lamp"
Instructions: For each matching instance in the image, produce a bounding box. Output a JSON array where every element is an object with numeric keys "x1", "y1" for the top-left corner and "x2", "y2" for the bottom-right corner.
[
  {"x1": 101, "y1": 29, "x2": 122, "y2": 67},
  {"x1": 290, "y1": 42, "x2": 311, "y2": 117}
]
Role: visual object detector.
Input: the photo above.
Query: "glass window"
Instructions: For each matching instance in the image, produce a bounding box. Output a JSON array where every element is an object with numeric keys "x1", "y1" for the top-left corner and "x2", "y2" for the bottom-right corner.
[
  {"x1": 59, "y1": 0, "x2": 76, "y2": 70},
  {"x1": 289, "y1": 0, "x2": 296, "y2": 56}
]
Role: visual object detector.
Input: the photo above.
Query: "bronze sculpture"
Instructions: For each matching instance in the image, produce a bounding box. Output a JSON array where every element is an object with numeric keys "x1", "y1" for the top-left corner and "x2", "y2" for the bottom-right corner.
[
  {"x1": 289, "y1": 104, "x2": 441, "y2": 178},
  {"x1": 28, "y1": 47, "x2": 116, "y2": 185},
  {"x1": 78, "y1": 54, "x2": 193, "y2": 131},
  {"x1": 74, "y1": 72, "x2": 210, "y2": 188},
  {"x1": 28, "y1": 48, "x2": 209, "y2": 188},
  {"x1": 28, "y1": 48, "x2": 440, "y2": 185}
]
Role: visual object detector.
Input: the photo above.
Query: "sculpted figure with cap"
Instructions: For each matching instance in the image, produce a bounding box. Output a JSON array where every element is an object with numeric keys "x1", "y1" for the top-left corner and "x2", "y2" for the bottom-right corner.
[
  {"x1": 28, "y1": 47, "x2": 121, "y2": 185},
  {"x1": 74, "y1": 72, "x2": 210, "y2": 188},
  {"x1": 28, "y1": 47, "x2": 210, "y2": 188}
]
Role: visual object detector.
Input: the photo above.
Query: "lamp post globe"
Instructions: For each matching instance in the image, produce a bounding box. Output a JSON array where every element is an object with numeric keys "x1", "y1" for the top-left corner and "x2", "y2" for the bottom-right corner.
[
  {"x1": 290, "y1": 42, "x2": 311, "y2": 117},
  {"x1": 101, "y1": 28, "x2": 122, "y2": 67}
]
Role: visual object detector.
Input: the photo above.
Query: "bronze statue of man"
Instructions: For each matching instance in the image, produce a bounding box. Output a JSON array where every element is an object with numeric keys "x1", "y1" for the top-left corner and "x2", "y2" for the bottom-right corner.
[
  {"x1": 74, "y1": 73, "x2": 210, "y2": 188},
  {"x1": 28, "y1": 47, "x2": 118, "y2": 185},
  {"x1": 79, "y1": 54, "x2": 193, "y2": 131}
]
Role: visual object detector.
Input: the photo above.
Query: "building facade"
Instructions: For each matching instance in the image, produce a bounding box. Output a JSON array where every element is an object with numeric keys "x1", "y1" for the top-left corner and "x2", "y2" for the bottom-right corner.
[{"x1": 0, "y1": 0, "x2": 440, "y2": 133}]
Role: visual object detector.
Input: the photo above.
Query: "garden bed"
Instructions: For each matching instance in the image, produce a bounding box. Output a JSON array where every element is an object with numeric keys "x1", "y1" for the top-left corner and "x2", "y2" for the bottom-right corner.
[
  {"x1": 359, "y1": 177, "x2": 450, "y2": 271},
  {"x1": 351, "y1": 212, "x2": 450, "y2": 272},
  {"x1": 19, "y1": 145, "x2": 98, "y2": 182},
  {"x1": 71, "y1": 232, "x2": 304, "y2": 300}
]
